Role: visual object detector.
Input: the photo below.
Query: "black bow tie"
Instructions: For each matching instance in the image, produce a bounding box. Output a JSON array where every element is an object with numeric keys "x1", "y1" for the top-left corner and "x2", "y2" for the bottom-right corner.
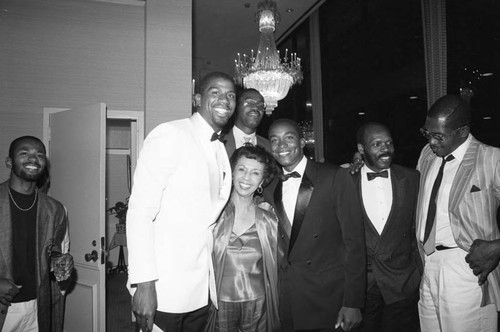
[
  {"x1": 211, "y1": 132, "x2": 225, "y2": 143},
  {"x1": 367, "y1": 170, "x2": 388, "y2": 181},
  {"x1": 281, "y1": 171, "x2": 301, "y2": 182}
]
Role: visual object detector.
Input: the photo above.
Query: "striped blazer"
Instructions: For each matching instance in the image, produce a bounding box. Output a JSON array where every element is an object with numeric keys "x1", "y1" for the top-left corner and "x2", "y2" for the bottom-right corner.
[
  {"x1": 0, "y1": 181, "x2": 68, "y2": 331},
  {"x1": 415, "y1": 135, "x2": 500, "y2": 310}
]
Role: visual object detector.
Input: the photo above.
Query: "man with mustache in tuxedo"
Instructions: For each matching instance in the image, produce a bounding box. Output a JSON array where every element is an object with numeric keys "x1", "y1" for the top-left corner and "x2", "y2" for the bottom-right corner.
[{"x1": 352, "y1": 122, "x2": 422, "y2": 332}]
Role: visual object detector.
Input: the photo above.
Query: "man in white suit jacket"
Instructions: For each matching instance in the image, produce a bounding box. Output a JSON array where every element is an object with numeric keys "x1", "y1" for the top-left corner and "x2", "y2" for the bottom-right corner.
[
  {"x1": 416, "y1": 95, "x2": 500, "y2": 332},
  {"x1": 126, "y1": 72, "x2": 236, "y2": 332}
]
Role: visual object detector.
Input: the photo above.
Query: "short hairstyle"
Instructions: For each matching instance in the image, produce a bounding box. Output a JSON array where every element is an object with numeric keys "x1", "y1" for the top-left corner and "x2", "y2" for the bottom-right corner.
[
  {"x1": 356, "y1": 122, "x2": 390, "y2": 145},
  {"x1": 427, "y1": 94, "x2": 471, "y2": 130},
  {"x1": 9, "y1": 136, "x2": 46, "y2": 159},
  {"x1": 230, "y1": 144, "x2": 279, "y2": 188},
  {"x1": 197, "y1": 72, "x2": 235, "y2": 95},
  {"x1": 268, "y1": 118, "x2": 303, "y2": 138}
]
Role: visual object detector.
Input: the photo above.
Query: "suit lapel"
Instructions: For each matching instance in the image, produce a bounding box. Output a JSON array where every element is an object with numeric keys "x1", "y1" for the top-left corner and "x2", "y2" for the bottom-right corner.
[
  {"x1": 380, "y1": 167, "x2": 405, "y2": 238},
  {"x1": 273, "y1": 180, "x2": 292, "y2": 239},
  {"x1": 224, "y1": 132, "x2": 237, "y2": 158},
  {"x1": 36, "y1": 194, "x2": 52, "y2": 285},
  {"x1": 449, "y1": 137, "x2": 478, "y2": 213},
  {"x1": 416, "y1": 147, "x2": 437, "y2": 238},
  {"x1": 289, "y1": 172, "x2": 314, "y2": 251}
]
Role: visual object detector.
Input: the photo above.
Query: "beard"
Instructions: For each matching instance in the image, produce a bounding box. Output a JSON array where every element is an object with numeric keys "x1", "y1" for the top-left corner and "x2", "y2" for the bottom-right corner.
[{"x1": 12, "y1": 164, "x2": 43, "y2": 182}]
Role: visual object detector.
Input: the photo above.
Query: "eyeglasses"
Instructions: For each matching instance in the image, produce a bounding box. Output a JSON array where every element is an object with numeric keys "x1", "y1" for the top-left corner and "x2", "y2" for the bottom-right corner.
[
  {"x1": 419, "y1": 126, "x2": 465, "y2": 143},
  {"x1": 243, "y1": 100, "x2": 266, "y2": 110}
]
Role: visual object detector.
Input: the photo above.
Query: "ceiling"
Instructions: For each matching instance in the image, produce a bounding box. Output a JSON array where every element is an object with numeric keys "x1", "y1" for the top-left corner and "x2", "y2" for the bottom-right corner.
[{"x1": 192, "y1": 0, "x2": 324, "y2": 80}]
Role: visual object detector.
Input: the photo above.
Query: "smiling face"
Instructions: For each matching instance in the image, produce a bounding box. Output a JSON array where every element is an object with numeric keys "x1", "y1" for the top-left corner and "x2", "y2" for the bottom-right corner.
[
  {"x1": 269, "y1": 120, "x2": 305, "y2": 172},
  {"x1": 232, "y1": 156, "x2": 265, "y2": 198},
  {"x1": 357, "y1": 124, "x2": 394, "y2": 172},
  {"x1": 235, "y1": 89, "x2": 265, "y2": 134},
  {"x1": 6, "y1": 138, "x2": 47, "y2": 183},
  {"x1": 195, "y1": 76, "x2": 236, "y2": 131}
]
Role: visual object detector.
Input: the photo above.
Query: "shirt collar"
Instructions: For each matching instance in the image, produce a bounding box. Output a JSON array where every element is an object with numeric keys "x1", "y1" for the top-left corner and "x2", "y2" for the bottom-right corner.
[
  {"x1": 192, "y1": 112, "x2": 219, "y2": 141},
  {"x1": 232, "y1": 125, "x2": 256, "y2": 141},
  {"x1": 285, "y1": 156, "x2": 308, "y2": 177},
  {"x1": 446, "y1": 134, "x2": 472, "y2": 164}
]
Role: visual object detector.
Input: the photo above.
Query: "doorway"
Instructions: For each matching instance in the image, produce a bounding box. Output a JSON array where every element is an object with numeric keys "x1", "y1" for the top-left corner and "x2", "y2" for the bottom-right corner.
[{"x1": 43, "y1": 106, "x2": 143, "y2": 332}]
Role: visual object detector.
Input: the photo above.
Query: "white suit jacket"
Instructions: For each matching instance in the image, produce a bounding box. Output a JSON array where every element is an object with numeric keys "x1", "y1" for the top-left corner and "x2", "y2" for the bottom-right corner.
[
  {"x1": 416, "y1": 135, "x2": 500, "y2": 310},
  {"x1": 126, "y1": 113, "x2": 231, "y2": 313}
]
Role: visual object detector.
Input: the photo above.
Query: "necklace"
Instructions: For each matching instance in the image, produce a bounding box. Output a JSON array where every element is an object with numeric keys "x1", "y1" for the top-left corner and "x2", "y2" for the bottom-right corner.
[{"x1": 8, "y1": 188, "x2": 38, "y2": 212}]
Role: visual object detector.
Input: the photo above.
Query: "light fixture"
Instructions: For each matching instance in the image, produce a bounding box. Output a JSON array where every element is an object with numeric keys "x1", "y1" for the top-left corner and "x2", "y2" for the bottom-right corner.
[{"x1": 234, "y1": 0, "x2": 303, "y2": 115}]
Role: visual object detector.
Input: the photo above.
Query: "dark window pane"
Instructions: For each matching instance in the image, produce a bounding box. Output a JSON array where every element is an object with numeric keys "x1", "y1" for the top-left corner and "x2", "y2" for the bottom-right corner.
[
  {"x1": 447, "y1": 0, "x2": 500, "y2": 146},
  {"x1": 319, "y1": 0, "x2": 427, "y2": 167}
]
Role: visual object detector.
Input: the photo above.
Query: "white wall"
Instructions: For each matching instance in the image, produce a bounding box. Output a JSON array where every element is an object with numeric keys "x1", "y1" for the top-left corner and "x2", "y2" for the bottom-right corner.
[{"x1": 0, "y1": 0, "x2": 193, "y2": 181}]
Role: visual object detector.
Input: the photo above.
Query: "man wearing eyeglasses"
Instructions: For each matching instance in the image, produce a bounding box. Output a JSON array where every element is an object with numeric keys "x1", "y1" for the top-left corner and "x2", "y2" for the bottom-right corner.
[
  {"x1": 416, "y1": 94, "x2": 500, "y2": 332},
  {"x1": 224, "y1": 88, "x2": 270, "y2": 157}
]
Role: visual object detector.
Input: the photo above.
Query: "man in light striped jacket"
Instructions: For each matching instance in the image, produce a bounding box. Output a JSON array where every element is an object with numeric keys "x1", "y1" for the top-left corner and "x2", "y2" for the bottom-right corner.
[{"x1": 416, "y1": 94, "x2": 500, "y2": 332}]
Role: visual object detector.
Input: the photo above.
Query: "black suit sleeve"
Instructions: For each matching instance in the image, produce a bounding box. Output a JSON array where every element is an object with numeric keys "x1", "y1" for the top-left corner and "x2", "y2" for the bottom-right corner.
[
  {"x1": 333, "y1": 168, "x2": 367, "y2": 308},
  {"x1": 410, "y1": 170, "x2": 424, "y2": 275}
]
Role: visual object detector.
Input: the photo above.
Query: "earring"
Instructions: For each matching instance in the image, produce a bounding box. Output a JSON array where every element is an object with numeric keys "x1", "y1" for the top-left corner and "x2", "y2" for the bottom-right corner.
[{"x1": 255, "y1": 185, "x2": 263, "y2": 195}]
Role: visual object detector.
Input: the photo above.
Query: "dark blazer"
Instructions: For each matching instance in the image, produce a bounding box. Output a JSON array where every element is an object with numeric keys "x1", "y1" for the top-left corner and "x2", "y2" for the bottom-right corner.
[
  {"x1": 264, "y1": 160, "x2": 366, "y2": 330},
  {"x1": 0, "y1": 181, "x2": 68, "y2": 332},
  {"x1": 224, "y1": 129, "x2": 271, "y2": 158},
  {"x1": 353, "y1": 164, "x2": 422, "y2": 305}
]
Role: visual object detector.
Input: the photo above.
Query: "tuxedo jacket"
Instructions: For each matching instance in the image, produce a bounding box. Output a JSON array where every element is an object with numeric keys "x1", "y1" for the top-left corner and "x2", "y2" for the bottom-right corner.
[
  {"x1": 416, "y1": 135, "x2": 500, "y2": 310},
  {"x1": 224, "y1": 129, "x2": 271, "y2": 158},
  {"x1": 126, "y1": 113, "x2": 232, "y2": 313},
  {"x1": 0, "y1": 181, "x2": 67, "y2": 332},
  {"x1": 353, "y1": 164, "x2": 422, "y2": 305},
  {"x1": 264, "y1": 160, "x2": 366, "y2": 330}
]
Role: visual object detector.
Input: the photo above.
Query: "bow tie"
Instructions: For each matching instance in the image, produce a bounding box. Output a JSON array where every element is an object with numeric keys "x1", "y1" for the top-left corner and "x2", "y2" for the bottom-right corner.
[
  {"x1": 281, "y1": 171, "x2": 301, "y2": 182},
  {"x1": 366, "y1": 170, "x2": 388, "y2": 181},
  {"x1": 211, "y1": 132, "x2": 225, "y2": 143}
]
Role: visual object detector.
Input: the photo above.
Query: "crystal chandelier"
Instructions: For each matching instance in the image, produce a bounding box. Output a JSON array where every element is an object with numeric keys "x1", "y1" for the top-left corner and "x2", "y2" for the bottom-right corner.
[{"x1": 234, "y1": 0, "x2": 303, "y2": 115}]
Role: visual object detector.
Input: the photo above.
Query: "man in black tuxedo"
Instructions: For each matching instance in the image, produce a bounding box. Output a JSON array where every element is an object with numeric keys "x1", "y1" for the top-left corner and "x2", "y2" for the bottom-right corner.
[
  {"x1": 353, "y1": 122, "x2": 421, "y2": 332},
  {"x1": 264, "y1": 118, "x2": 366, "y2": 331}
]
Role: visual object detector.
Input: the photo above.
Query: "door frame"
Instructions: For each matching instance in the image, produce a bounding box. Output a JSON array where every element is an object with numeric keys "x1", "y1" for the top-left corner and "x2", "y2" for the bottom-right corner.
[{"x1": 42, "y1": 107, "x2": 144, "y2": 329}]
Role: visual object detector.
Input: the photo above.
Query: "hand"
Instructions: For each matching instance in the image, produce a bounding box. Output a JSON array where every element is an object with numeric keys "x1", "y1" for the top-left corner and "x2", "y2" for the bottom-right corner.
[
  {"x1": 465, "y1": 239, "x2": 500, "y2": 285},
  {"x1": 0, "y1": 278, "x2": 21, "y2": 306},
  {"x1": 335, "y1": 306, "x2": 362, "y2": 331},
  {"x1": 349, "y1": 152, "x2": 364, "y2": 175},
  {"x1": 132, "y1": 281, "x2": 157, "y2": 332}
]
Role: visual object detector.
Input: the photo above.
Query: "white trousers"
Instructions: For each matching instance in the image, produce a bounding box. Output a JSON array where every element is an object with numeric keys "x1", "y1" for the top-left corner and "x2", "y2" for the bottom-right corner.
[
  {"x1": 419, "y1": 247, "x2": 498, "y2": 332},
  {"x1": 2, "y1": 299, "x2": 38, "y2": 332}
]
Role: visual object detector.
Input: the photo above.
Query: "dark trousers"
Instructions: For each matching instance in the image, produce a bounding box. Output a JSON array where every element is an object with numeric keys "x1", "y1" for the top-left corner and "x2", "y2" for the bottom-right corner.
[
  {"x1": 152, "y1": 305, "x2": 209, "y2": 332},
  {"x1": 358, "y1": 282, "x2": 419, "y2": 332},
  {"x1": 279, "y1": 284, "x2": 335, "y2": 332}
]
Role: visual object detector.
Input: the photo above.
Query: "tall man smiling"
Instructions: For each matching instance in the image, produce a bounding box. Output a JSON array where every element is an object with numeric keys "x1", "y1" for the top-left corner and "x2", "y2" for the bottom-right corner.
[
  {"x1": 264, "y1": 118, "x2": 366, "y2": 331},
  {"x1": 126, "y1": 72, "x2": 236, "y2": 332},
  {"x1": 416, "y1": 95, "x2": 500, "y2": 332}
]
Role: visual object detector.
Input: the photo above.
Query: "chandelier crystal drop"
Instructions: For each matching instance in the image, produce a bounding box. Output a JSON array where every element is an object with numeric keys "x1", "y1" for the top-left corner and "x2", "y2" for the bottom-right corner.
[{"x1": 234, "y1": 0, "x2": 303, "y2": 115}]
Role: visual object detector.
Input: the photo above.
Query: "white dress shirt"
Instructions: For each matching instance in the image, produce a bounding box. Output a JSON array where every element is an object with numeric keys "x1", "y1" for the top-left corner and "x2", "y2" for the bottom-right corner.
[
  {"x1": 232, "y1": 125, "x2": 257, "y2": 148},
  {"x1": 419, "y1": 135, "x2": 472, "y2": 246},
  {"x1": 360, "y1": 165, "x2": 393, "y2": 235},
  {"x1": 282, "y1": 156, "x2": 308, "y2": 225}
]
